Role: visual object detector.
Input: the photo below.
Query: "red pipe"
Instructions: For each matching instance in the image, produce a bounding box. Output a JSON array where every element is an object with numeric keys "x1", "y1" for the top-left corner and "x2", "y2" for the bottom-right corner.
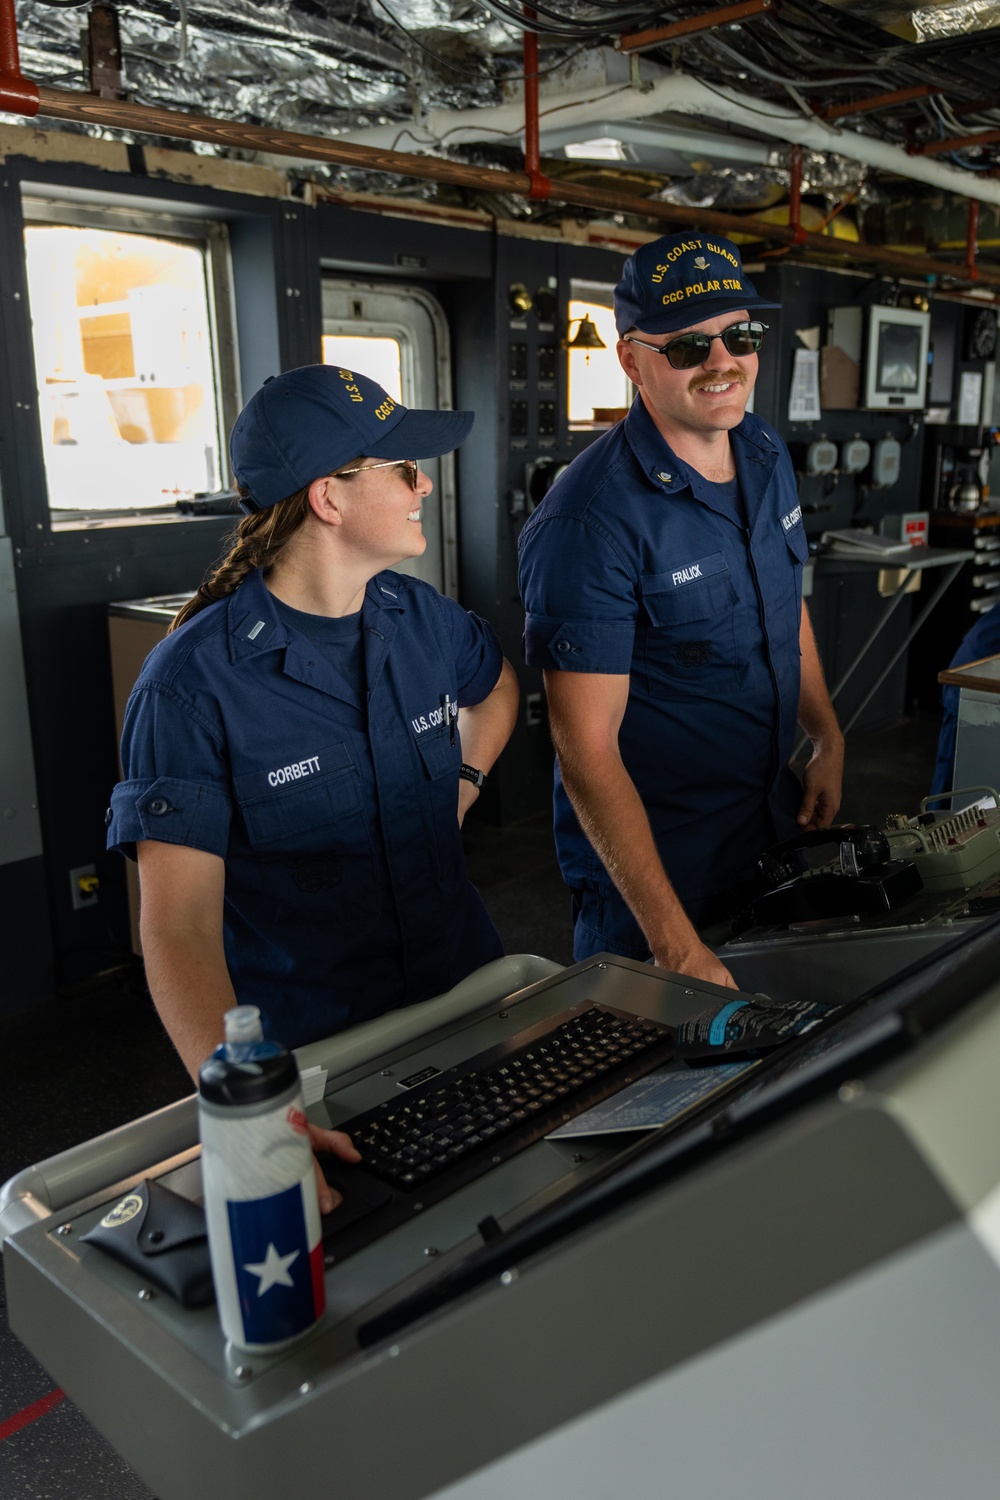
[
  {"x1": 522, "y1": 8, "x2": 550, "y2": 200},
  {"x1": 966, "y1": 198, "x2": 980, "y2": 283},
  {"x1": 815, "y1": 185, "x2": 860, "y2": 234},
  {"x1": 0, "y1": 40, "x2": 997, "y2": 295},
  {"x1": 617, "y1": 0, "x2": 774, "y2": 56},
  {"x1": 821, "y1": 84, "x2": 940, "y2": 123},
  {"x1": 789, "y1": 144, "x2": 807, "y2": 245},
  {"x1": 911, "y1": 127, "x2": 1000, "y2": 158},
  {"x1": 0, "y1": 0, "x2": 39, "y2": 114}
]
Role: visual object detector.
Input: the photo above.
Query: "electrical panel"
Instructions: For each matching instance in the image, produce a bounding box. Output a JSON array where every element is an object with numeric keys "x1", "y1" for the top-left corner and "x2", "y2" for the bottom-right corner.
[
  {"x1": 538, "y1": 345, "x2": 558, "y2": 384},
  {"x1": 538, "y1": 402, "x2": 557, "y2": 437},
  {"x1": 510, "y1": 400, "x2": 529, "y2": 439}
]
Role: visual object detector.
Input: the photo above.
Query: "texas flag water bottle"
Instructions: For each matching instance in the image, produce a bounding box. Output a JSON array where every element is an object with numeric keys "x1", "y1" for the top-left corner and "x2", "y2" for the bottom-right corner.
[{"x1": 198, "y1": 1005, "x2": 326, "y2": 1352}]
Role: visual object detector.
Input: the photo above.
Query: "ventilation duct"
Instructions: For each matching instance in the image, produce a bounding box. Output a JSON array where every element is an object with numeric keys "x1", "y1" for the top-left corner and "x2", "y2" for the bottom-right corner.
[{"x1": 340, "y1": 66, "x2": 1000, "y2": 209}]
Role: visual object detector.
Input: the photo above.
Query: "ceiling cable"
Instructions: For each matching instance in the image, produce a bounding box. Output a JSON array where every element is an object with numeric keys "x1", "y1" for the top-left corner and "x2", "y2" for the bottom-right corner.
[{"x1": 370, "y1": 0, "x2": 592, "y2": 84}]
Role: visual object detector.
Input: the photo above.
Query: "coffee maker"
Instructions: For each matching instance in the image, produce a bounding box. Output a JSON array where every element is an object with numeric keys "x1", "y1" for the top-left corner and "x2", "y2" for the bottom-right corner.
[{"x1": 922, "y1": 423, "x2": 993, "y2": 514}]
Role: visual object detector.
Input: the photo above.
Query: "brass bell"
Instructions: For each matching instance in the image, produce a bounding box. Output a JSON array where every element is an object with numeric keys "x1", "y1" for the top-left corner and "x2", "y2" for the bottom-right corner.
[{"x1": 563, "y1": 315, "x2": 607, "y2": 352}]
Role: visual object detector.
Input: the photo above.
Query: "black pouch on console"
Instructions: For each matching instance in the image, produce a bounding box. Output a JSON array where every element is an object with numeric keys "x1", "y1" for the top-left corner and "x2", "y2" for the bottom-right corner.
[{"x1": 81, "y1": 1177, "x2": 215, "y2": 1308}]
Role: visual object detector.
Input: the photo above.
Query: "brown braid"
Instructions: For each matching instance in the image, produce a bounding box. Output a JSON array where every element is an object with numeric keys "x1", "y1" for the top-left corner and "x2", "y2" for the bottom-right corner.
[{"x1": 169, "y1": 464, "x2": 363, "y2": 632}]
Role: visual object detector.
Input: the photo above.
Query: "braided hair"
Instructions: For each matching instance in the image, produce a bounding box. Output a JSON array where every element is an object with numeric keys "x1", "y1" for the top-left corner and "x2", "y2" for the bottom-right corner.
[{"x1": 170, "y1": 465, "x2": 361, "y2": 632}]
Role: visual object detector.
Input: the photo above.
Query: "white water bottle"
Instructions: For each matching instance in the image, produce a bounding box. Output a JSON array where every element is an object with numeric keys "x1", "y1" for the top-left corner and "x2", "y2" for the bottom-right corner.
[{"x1": 198, "y1": 1006, "x2": 325, "y2": 1352}]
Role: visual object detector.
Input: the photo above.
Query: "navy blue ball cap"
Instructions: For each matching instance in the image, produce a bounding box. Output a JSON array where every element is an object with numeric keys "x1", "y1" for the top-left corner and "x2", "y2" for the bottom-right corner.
[
  {"x1": 230, "y1": 364, "x2": 474, "y2": 510},
  {"x1": 614, "y1": 231, "x2": 780, "y2": 337}
]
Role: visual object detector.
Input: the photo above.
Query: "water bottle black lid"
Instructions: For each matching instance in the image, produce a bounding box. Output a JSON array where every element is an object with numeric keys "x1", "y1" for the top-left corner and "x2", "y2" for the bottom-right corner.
[{"x1": 198, "y1": 1048, "x2": 299, "y2": 1106}]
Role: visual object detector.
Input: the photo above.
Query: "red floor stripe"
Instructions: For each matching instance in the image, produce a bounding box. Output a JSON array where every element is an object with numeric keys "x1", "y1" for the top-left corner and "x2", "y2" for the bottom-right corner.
[{"x1": 0, "y1": 1388, "x2": 66, "y2": 1442}]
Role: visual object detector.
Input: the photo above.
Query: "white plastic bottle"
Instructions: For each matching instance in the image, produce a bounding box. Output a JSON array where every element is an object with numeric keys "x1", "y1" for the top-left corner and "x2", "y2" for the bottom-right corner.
[{"x1": 198, "y1": 1005, "x2": 325, "y2": 1352}]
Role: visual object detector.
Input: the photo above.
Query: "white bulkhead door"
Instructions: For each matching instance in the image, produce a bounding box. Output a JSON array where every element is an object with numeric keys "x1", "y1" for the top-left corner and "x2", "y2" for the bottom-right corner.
[{"x1": 322, "y1": 280, "x2": 459, "y2": 598}]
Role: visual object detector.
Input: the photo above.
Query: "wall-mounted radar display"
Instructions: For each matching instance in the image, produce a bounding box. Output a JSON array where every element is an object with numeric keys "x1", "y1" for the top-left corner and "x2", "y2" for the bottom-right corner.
[{"x1": 863, "y1": 305, "x2": 930, "y2": 412}]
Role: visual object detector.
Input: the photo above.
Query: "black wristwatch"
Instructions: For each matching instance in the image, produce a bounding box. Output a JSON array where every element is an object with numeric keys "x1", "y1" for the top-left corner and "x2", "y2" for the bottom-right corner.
[{"x1": 459, "y1": 763, "x2": 487, "y2": 789}]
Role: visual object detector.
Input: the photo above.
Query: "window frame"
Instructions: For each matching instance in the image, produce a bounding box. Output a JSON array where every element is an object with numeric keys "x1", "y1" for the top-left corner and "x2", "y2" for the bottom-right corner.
[
  {"x1": 21, "y1": 191, "x2": 241, "y2": 529},
  {"x1": 566, "y1": 278, "x2": 633, "y2": 432}
]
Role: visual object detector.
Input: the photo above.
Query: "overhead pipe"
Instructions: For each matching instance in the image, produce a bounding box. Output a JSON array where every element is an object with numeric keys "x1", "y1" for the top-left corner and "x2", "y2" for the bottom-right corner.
[
  {"x1": 21, "y1": 81, "x2": 995, "y2": 292},
  {"x1": 0, "y1": 0, "x2": 38, "y2": 114},
  {"x1": 616, "y1": 0, "x2": 775, "y2": 55},
  {"x1": 911, "y1": 126, "x2": 1000, "y2": 159},
  {"x1": 522, "y1": 7, "x2": 550, "y2": 201},
  {"x1": 788, "y1": 145, "x2": 806, "y2": 246},
  {"x1": 7, "y1": 83, "x2": 998, "y2": 291},
  {"x1": 341, "y1": 69, "x2": 1000, "y2": 213},
  {"x1": 966, "y1": 198, "x2": 980, "y2": 284},
  {"x1": 816, "y1": 185, "x2": 861, "y2": 235},
  {"x1": 820, "y1": 85, "x2": 941, "y2": 123},
  {"x1": 0, "y1": 0, "x2": 997, "y2": 295},
  {"x1": 758, "y1": 181, "x2": 864, "y2": 267}
]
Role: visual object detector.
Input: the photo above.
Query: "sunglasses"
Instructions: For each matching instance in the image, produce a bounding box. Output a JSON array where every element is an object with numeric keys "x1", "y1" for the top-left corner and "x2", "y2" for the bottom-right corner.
[
  {"x1": 625, "y1": 321, "x2": 768, "y2": 371},
  {"x1": 333, "y1": 458, "x2": 419, "y2": 490}
]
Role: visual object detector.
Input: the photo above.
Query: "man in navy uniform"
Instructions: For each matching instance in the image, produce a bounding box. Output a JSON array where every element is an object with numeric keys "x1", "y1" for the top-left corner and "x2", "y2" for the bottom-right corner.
[
  {"x1": 518, "y1": 231, "x2": 844, "y2": 988},
  {"x1": 930, "y1": 605, "x2": 1000, "y2": 801}
]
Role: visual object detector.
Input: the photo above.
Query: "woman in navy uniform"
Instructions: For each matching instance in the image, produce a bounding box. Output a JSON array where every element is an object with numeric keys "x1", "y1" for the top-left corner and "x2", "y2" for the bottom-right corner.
[{"x1": 108, "y1": 366, "x2": 518, "y2": 1196}]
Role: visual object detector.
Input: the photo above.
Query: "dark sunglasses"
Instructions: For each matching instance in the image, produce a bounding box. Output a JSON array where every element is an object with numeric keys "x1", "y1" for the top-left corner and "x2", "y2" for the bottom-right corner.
[
  {"x1": 625, "y1": 321, "x2": 768, "y2": 371},
  {"x1": 333, "y1": 458, "x2": 419, "y2": 490}
]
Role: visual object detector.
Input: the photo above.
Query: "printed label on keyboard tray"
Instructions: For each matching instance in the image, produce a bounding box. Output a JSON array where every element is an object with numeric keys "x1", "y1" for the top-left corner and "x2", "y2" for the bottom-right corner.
[{"x1": 398, "y1": 1065, "x2": 442, "y2": 1090}]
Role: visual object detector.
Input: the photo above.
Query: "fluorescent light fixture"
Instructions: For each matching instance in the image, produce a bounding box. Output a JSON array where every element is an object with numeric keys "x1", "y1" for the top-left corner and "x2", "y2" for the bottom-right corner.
[
  {"x1": 564, "y1": 137, "x2": 631, "y2": 161},
  {"x1": 544, "y1": 119, "x2": 771, "y2": 172}
]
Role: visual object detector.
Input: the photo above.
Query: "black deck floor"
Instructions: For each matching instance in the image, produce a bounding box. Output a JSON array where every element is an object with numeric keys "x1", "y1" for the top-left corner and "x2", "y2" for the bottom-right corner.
[{"x1": 0, "y1": 713, "x2": 945, "y2": 1500}]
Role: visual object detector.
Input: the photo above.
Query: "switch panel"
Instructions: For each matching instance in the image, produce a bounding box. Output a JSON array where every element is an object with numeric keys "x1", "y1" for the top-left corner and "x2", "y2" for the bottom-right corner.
[
  {"x1": 537, "y1": 345, "x2": 557, "y2": 384},
  {"x1": 510, "y1": 401, "x2": 529, "y2": 438}
]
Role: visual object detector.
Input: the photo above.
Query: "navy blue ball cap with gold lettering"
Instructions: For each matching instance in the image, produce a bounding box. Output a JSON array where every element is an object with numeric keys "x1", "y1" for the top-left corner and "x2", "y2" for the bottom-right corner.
[
  {"x1": 614, "y1": 231, "x2": 780, "y2": 337},
  {"x1": 230, "y1": 364, "x2": 474, "y2": 511}
]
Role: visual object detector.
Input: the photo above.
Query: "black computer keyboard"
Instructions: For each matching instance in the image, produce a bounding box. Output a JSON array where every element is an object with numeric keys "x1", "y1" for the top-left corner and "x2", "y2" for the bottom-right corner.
[{"x1": 342, "y1": 1001, "x2": 675, "y2": 1193}]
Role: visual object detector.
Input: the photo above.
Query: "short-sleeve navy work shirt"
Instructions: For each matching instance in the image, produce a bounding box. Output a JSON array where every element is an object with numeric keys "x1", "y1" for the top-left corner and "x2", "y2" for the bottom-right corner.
[
  {"x1": 107, "y1": 567, "x2": 503, "y2": 1048},
  {"x1": 518, "y1": 397, "x2": 808, "y2": 930}
]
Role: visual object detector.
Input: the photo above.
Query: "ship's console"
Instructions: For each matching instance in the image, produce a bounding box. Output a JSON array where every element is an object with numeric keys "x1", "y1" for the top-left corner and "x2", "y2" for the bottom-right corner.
[{"x1": 5, "y1": 916, "x2": 1000, "y2": 1500}]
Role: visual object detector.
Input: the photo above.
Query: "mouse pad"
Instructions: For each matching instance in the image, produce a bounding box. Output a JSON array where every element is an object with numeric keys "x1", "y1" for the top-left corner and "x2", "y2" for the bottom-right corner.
[{"x1": 320, "y1": 1157, "x2": 394, "y2": 1239}]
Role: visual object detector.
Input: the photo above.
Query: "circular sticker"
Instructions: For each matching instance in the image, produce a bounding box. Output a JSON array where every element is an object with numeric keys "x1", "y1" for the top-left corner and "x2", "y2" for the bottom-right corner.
[{"x1": 100, "y1": 1193, "x2": 144, "y2": 1229}]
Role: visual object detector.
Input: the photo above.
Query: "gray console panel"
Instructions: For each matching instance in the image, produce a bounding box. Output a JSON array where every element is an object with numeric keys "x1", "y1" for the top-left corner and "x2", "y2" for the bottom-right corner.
[{"x1": 5, "y1": 951, "x2": 1000, "y2": 1500}]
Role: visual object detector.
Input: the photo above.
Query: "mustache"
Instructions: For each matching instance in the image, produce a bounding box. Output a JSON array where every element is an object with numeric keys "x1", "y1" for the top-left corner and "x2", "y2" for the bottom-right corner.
[{"x1": 689, "y1": 368, "x2": 747, "y2": 392}]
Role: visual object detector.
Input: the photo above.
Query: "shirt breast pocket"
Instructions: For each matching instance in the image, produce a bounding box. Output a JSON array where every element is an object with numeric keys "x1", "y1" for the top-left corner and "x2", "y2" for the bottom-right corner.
[
  {"x1": 234, "y1": 743, "x2": 380, "y2": 911},
  {"x1": 639, "y1": 561, "x2": 741, "y2": 694},
  {"x1": 783, "y1": 522, "x2": 809, "y2": 567},
  {"x1": 781, "y1": 521, "x2": 809, "y2": 613},
  {"x1": 412, "y1": 723, "x2": 463, "y2": 885},
  {"x1": 414, "y1": 725, "x2": 461, "y2": 781}
]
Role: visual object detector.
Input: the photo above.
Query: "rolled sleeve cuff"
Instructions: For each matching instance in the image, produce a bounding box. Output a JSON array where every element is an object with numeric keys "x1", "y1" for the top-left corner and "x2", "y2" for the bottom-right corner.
[
  {"x1": 524, "y1": 614, "x2": 635, "y2": 673},
  {"x1": 106, "y1": 776, "x2": 232, "y2": 861},
  {"x1": 456, "y1": 617, "x2": 504, "y2": 707}
]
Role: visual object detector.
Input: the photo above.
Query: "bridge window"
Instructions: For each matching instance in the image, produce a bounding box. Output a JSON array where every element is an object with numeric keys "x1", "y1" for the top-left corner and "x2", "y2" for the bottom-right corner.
[{"x1": 22, "y1": 199, "x2": 236, "y2": 521}]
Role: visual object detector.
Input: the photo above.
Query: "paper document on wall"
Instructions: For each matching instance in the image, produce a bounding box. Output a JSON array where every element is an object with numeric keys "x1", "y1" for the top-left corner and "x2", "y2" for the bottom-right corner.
[
  {"x1": 788, "y1": 348, "x2": 821, "y2": 422},
  {"x1": 959, "y1": 370, "x2": 984, "y2": 426}
]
